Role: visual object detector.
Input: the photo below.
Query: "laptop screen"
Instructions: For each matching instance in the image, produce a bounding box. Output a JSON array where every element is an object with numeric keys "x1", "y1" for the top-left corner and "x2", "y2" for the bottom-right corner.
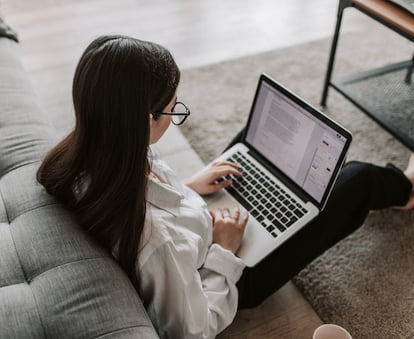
[{"x1": 245, "y1": 75, "x2": 351, "y2": 206}]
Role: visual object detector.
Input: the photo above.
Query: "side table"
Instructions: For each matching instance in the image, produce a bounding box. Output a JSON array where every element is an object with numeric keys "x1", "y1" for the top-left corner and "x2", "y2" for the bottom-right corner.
[{"x1": 321, "y1": 0, "x2": 414, "y2": 150}]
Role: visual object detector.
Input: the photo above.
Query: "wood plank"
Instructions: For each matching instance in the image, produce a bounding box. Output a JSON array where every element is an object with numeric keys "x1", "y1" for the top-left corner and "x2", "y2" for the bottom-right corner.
[
  {"x1": 218, "y1": 282, "x2": 323, "y2": 338},
  {"x1": 353, "y1": 0, "x2": 414, "y2": 37}
]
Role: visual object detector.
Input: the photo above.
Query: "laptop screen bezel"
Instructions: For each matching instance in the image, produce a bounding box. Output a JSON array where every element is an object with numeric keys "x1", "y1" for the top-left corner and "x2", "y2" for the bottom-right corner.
[{"x1": 242, "y1": 73, "x2": 352, "y2": 210}]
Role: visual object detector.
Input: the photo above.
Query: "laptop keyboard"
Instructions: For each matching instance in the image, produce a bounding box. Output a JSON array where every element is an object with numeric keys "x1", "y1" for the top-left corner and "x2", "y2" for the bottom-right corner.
[{"x1": 223, "y1": 151, "x2": 308, "y2": 238}]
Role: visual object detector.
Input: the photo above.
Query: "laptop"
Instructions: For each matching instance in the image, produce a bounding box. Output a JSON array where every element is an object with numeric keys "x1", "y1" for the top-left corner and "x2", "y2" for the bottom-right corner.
[{"x1": 204, "y1": 74, "x2": 352, "y2": 267}]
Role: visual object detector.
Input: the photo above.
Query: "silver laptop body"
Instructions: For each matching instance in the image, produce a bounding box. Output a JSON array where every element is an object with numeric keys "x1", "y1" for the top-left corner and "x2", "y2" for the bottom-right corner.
[{"x1": 204, "y1": 74, "x2": 352, "y2": 267}]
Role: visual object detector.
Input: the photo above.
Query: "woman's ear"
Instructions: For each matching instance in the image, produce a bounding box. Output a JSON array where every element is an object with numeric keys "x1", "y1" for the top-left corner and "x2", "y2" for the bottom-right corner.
[{"x1": 151, "y1": 113, "x2": 161, "y2": 122}]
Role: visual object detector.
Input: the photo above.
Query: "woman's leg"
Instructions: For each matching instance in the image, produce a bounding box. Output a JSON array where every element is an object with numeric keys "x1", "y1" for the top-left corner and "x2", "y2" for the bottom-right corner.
[{"x1": 237, "y1": 161, "x2": 412, "y2": 309}]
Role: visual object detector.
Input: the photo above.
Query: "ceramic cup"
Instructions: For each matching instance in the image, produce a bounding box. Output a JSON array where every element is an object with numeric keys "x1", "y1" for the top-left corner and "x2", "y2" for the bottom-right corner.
[{"x1": 312, "y1": 324, "x2": 352, "y2": 339}]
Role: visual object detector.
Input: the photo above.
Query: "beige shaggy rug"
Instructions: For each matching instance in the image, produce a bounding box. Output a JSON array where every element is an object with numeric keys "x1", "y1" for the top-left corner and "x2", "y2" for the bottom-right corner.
[{"x1": 179, "y1": 26, "x2": 414, "y2": 339}]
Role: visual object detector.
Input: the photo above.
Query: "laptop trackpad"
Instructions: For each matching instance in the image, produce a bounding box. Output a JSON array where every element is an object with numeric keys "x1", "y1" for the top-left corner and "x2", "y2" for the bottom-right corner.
[{"x1": 237, "y1": 218, "x2": 277, "y2": 267}]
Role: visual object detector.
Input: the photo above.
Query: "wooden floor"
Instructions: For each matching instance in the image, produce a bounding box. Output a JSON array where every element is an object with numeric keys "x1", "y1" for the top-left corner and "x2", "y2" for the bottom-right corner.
[{"x1": 1, "y1": 1, "x2": 371, "y2": 338}]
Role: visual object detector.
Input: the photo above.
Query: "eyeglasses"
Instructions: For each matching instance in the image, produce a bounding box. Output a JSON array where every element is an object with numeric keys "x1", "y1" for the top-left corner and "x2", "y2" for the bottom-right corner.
[{"x1": 153, "y1": 101, "x2": 191, "y2": 126}]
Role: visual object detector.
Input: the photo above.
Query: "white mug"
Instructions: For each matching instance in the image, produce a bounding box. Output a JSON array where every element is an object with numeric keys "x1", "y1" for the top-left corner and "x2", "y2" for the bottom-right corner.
[{"x1": 312, "y1": 324, "x2": 352, "y2": 339}]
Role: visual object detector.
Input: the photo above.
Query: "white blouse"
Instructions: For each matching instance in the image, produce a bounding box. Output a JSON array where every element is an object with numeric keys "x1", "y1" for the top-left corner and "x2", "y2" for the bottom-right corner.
[{"x1": 138, "y1": 158, "x2": 245, "y2": 339}]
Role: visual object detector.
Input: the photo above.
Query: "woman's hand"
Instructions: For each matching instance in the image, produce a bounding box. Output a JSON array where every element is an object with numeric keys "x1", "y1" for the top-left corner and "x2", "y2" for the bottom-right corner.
[
  {"x1": 183, "y1": 161, "x2": 242, "y2": 195},
  {"x1": 210, "y1": 207, "x2": 249, "y2": 254}
]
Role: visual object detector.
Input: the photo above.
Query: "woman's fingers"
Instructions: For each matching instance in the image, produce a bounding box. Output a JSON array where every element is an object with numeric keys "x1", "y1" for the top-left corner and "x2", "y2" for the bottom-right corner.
[
  {"x1": 240, "y1": 210, "x2": 249, "y2": 228},
  {"x1": 211, "y1": 206, "x2": 249, "y2": 253},
  {"x1": 233, "y1": 206, "x2": 240, "y2": 222},
  {"x1": 211, "y1": 166, "x2": 242, "y2": 181},
  {"x1": 213, "y1": 206, "x2": 248, "y2": 226},
  {"x1": 212, "y1": 160, "x2": 240, "y2": 169}
]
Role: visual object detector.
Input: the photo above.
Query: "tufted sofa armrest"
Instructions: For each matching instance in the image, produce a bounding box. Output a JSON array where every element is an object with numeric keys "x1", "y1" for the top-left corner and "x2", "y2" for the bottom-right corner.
[
  {"x1": 0, "y1": 39, "x2": 159, "y2": 338},
  {"x1": 0, "y1": 39, "x2": 53, "y2": 176}
]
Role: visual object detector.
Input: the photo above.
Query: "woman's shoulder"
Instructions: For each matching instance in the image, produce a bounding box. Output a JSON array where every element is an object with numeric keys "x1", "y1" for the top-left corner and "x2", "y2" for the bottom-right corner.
[
  {"x1": 138, "y1": 217, "x2": 194, "y2": 271},
  {"x1": 141, "y1": 208, "x2": 191, "y2": 249}
]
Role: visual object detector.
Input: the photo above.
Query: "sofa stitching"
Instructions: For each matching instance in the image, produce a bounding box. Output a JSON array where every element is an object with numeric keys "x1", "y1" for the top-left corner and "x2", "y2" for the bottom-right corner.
[
  {"x1": 0, "y1": 186, "x2": 11, "y2": 224},
  {"x1": 91, "y1": 324, "x2": 156, "y2": 339},
  {"x1": 9, "y1": 202, "x2": 60, "y2": 224},
  {"x1": 0, "y1": 186, "x2": 29, "y2": 283},
  {"x1": 29, "y1": 256, "x2": 109, "y2": 281},
  {"x1": 28, "y1": 283, "x2": 48, "y2": 339},
  {"x1": 6, "y1": 216, "x2": 28, "y2": 284},
  {"x1": 1, "y1": 159, "x2": 44, "y2": 177},
  {"x1": 1, "y1": 186, "x2": 48, "y2": 337},
  {"x1": 0, "y1": 256, "x2": 108, "y2": 288}
]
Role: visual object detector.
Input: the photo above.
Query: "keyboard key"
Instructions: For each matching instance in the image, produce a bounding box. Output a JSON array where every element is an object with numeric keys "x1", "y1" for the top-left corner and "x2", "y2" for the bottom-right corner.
[
  {"x1": 294, "y1": 209, "x2": 304, "y2": 218},
  {"x1": 286, "y1": 218, "x2": 296, "y2": 227},
  {"x1": 273, "y1": 219, "x2": 286, "y2": 232},
  {"x1": 226, "y1": 186, "x2": 253, "y2": 211}
]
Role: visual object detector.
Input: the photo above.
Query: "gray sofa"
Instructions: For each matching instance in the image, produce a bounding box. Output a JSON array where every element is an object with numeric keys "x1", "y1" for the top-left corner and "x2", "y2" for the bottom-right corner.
[{"x1": 0, "y1": 38, "x2": 159, "y2": 338}]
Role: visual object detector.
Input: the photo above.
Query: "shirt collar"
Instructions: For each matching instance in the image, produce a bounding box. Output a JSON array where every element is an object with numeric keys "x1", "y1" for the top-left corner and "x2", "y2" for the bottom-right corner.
[{"x1": 147, "y1": 178, "x2": 184, "y2": 212}]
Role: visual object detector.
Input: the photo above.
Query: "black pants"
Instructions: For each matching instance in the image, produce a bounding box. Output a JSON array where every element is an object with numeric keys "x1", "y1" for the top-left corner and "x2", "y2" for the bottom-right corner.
[{"x1": 225, "y1": 130, "x2": 412, "y2": 309}]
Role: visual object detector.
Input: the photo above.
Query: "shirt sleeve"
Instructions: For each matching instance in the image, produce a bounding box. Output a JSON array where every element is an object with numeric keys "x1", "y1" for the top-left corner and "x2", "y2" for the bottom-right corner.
[{"x1": 140, "y1": 238, "x2": 245, "y2": 339}]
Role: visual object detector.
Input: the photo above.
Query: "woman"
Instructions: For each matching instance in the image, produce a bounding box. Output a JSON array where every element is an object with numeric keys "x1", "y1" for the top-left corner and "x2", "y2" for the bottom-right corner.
[{"x1": 37, "y1": 35, "x2": 414, "y2": 338}]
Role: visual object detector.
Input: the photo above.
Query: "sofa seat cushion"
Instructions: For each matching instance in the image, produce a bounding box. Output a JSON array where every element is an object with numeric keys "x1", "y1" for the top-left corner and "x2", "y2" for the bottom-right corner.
[{"x1": 0, "y1": 162, "x2": 157, "y2": 338}]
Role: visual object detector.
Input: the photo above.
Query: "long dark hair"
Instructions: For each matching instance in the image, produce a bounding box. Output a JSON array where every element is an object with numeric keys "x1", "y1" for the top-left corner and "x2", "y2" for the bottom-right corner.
[{"x1": 37, "y1": 35, "x2": 180, "y2": 290}]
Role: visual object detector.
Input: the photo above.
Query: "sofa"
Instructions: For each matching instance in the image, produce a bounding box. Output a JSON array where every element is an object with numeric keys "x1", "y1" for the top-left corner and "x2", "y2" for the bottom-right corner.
[{"x1": 0, "y1": 35, "x2": 159, "y2": 338}]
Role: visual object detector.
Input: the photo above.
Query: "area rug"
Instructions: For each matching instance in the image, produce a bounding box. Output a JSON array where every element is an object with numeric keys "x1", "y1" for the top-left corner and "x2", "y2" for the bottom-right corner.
[{"x1": 179, "y1": 26, "x2": 414, "y2": 338}]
